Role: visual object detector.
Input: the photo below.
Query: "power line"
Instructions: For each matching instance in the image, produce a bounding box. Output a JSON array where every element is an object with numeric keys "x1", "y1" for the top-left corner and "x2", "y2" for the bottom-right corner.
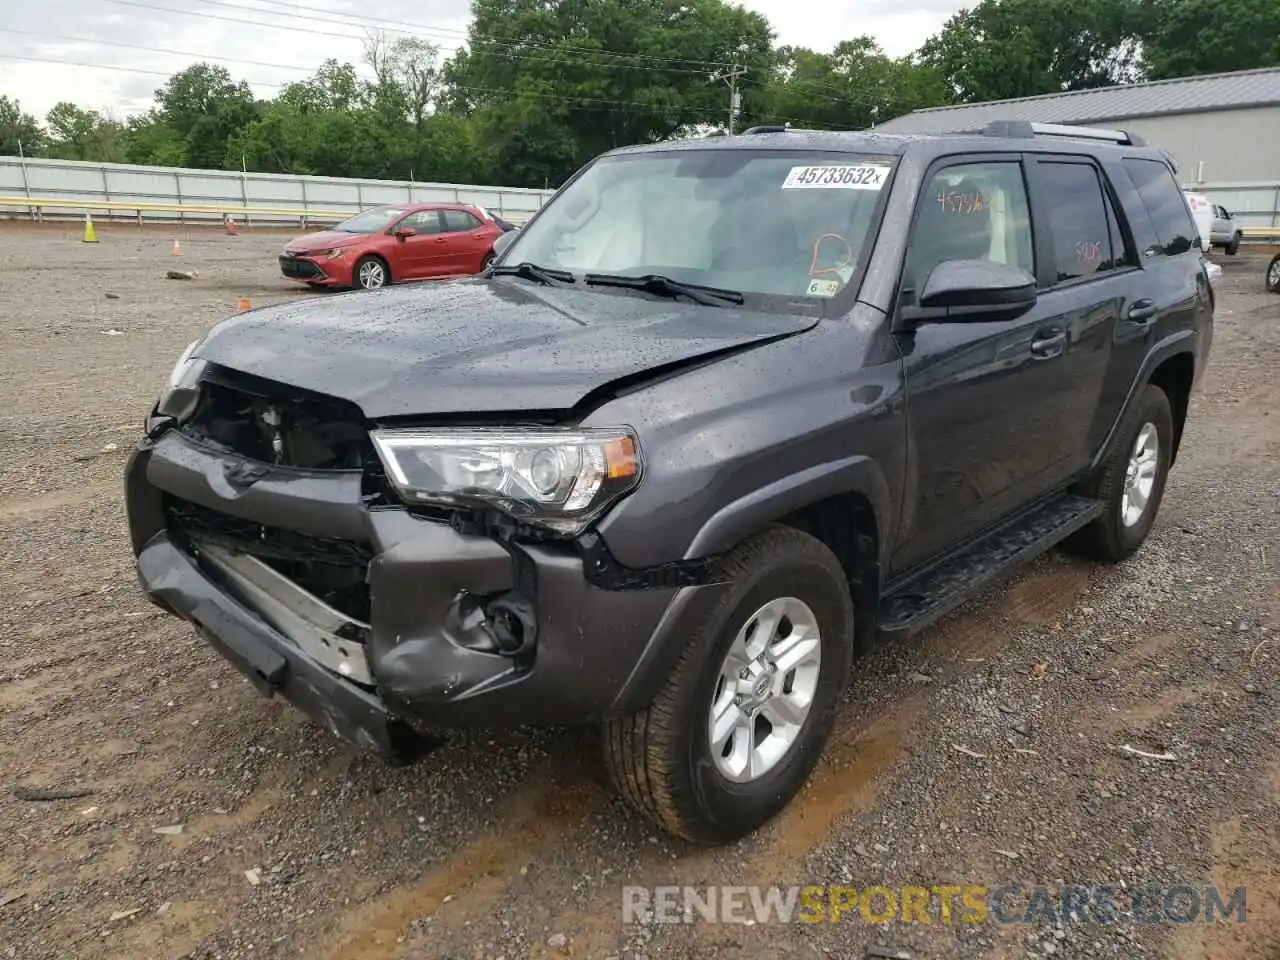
[
  {"x1": 0, "y1": 52, "x2": 772, "y2": 117},
  {"x1": 0, "y1": 28, "x2": 324, "y2": 76},
  {"x1": 96, "y1": 0, "x2": 735, "y2": 73}
]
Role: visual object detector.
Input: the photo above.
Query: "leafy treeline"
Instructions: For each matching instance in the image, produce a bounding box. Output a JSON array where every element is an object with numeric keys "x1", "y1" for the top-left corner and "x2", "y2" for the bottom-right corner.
[{"x1": 1, "y1": 0, "x2": 1276, "y2": 188}]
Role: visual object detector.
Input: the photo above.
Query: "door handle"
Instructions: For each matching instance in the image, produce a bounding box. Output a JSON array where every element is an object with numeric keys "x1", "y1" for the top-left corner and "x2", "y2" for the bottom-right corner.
[
  {"x1": 435, "y1": 237, "x2": 449, "y2": 243},
  {"x1": 1030, "y1": 329, "x2": 1067, "y2": 359},
  {"x1": 1127, "y1": 299, "x2": 1157, "y2": 323}
]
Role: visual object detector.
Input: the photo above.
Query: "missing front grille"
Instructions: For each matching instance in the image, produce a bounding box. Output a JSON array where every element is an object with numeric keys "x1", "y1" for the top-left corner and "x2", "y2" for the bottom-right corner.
[
  {"x1": 180, "y1": 367, "x2": 372, "y2": 470},
  {"x1": 164, "y1": 496, "x2": 373, "y2": 623}
]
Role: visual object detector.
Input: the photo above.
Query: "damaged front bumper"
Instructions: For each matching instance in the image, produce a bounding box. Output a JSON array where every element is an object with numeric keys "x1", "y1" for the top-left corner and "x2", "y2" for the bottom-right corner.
[{"x1": 125, "y1": 430, "x2": 728, "y2": 760}]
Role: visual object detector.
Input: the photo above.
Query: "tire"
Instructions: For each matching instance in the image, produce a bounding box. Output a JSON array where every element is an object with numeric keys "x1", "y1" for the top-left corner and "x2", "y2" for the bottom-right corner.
[
  {"x1": 602, "y1": 526, "x2": 855, "y2": 844},
  {"x1": 481, "y1": 250, "x2": 495, "y2": 272},
  {"x1": 1068, "y1": 383, "x2": 1174, "y2": 563},
  {"x1": 353, "y1": 255, "x2": 389, "y2": 290},
  {"x1": 1268, "y1": 253, "x2": 1280, "y2": 294},
  {"x1": 1225, "y1": 233, "x2": 1240, "y2": 256}
]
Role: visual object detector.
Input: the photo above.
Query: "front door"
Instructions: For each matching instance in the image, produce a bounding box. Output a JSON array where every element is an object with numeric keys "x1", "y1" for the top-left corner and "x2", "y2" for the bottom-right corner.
[
  {"x1": 390, "y1": 210, "x2": 447, "y2": 279},
  {"x1": 890, "y1": 155, "x2": 1106, "y2": 575}
]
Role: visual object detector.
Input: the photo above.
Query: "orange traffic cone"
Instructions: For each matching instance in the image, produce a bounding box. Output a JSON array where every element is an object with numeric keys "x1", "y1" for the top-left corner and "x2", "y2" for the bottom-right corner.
[
  {"x1": 226, "y1": 215, "x2": 238, "y2": 237},
  {"x1": 172, "y1": 238, "x2": 182, "y2": 257},
  {"x1": 236, "y1": 298, "x2": 252, "y2": 312}
]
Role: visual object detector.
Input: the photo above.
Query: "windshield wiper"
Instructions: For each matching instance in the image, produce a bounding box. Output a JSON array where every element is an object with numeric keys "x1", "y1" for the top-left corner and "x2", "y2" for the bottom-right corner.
[
  {"x1": 583, "y1": 273, "x2": 745, "y2": 307},
  {"x1": 490, "y1": 262, "x2": 576, "y2": 285}
]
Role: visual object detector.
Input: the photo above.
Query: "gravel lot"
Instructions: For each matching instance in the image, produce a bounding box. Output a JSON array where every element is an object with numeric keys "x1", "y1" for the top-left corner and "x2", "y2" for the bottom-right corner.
[{"x1": 0, "y1": 223, "x2": 1275, "y2": 960}]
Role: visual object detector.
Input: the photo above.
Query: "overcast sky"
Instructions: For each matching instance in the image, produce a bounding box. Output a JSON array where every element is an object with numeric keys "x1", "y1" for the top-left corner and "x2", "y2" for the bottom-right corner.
[{"x1": 0, "y1": 0, "x2": 966, "y2": 121}]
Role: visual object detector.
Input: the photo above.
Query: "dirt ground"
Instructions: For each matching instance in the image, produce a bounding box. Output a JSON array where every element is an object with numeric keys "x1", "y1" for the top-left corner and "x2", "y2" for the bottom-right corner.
[{"x1": 0, "y1": 223, "x2": 1276, "y2": 960}]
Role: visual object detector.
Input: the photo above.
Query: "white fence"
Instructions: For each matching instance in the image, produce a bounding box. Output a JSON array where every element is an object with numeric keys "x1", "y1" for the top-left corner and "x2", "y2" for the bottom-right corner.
[
  {"x1": 1186, "y1": 181, "x2": 1280, "y2": 238},
  {"x1": 0, "y1": 155, "x2": 554, "y2": 226}
]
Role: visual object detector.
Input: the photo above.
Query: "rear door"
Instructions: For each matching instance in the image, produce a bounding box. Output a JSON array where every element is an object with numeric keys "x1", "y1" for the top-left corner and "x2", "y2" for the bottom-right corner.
[
  {"x1": 438, "y1": 207, "x2": 494, "y2": 274},
  {"x1": 1020, "y1": 153, "x2": 1142, "y2": 480},
  {"x1": 1091, "y1": 155, "x2": 1210, "y2": 454}
]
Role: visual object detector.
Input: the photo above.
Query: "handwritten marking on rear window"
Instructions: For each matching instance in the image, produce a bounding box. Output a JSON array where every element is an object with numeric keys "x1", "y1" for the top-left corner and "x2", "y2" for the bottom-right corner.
[{"x1": 783, "y1": 165, "x2": 890, "y2": 190}]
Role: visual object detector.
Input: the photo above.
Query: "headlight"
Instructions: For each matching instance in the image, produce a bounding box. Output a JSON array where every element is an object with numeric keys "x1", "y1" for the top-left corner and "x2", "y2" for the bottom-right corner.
[
  {"x1": 370, "y1": 427, "x2": 642, "y2": 535},
  {"x1": 317, "y1": 247, "x2": 349, "y2": 259},
  {"x1": 155, "y1": 339, "x2": 206, "y2": 422}
]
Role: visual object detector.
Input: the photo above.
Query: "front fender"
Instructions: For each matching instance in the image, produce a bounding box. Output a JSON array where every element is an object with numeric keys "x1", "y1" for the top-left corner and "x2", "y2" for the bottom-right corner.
[{"x1": 683, "y1": 454, "x2": 894, "y2": 569}]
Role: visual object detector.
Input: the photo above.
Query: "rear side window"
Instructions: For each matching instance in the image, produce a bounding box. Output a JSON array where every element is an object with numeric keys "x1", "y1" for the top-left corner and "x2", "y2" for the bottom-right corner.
[
  {"x1": 442, "y1": 209, "x2": 482, "y2": 232},
  {"x1": 1124, "y1": 159, "x2": 1197, "y2": 256},
  {"x1": 1036, "y1": 161, "x2": 1137, "y2": 282}
]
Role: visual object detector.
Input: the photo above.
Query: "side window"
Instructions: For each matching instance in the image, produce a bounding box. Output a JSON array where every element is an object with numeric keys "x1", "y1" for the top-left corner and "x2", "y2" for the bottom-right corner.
[
  {"x1": 442, "y1": 209, "x2": 482, "y2": 232},
  {"x1": 1123, "y1": 158, "x2": 1197, "y2": 256},
  {"x1": 1104, "y1": 191, "x2": 1137, "y2": 272},
  {"x1": 906, "y1": 161, "x2": 1034, "y2": 292},
  {"x1": 1036, "y1": 161, "x2": 1136, "y2": 282},
  {"x1": 401, "y1": 210, "x2": 444, "y2": 235}
]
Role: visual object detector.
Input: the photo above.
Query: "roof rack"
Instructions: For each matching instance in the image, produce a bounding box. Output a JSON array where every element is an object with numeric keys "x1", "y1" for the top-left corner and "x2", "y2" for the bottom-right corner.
[
  {"x1": 741, "y1": 125, "x2": 790, "y2": 135},
  {"x1": 981, "y1": 120, "x2": 1147, "y2": 147}
]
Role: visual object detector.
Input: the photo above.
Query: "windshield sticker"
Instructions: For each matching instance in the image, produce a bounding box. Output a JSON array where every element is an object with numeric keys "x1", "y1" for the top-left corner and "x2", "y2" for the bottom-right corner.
[
  {"x1": 806, "y1": 278, "x2": 841, "y2": 297},
  {"x1": 783, "y1": 165, "x2": 890, "y2": 190}
]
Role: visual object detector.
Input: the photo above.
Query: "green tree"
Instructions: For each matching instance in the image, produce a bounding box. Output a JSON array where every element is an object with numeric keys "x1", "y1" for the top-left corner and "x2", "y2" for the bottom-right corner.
[
  {"x1": 120, "y1": 111, "x2": 186, "y2": 166},
  {"x1": 154, "y1": 63, "x2": 259, "y2": 168},
  {"x1": 1140, "y1": 0, "x2": 1280, "y2": 80},
  {"x1": 918, "y1": 0, "x2": 1142, "y2": 103},
  {"x1": 44, "y1": 103, "x2": 126, "y2": 161},
  {"x1": 760, "y1": 39, "x2": 950, "y2": 130},
  {"x1": 444, "y1": 0, "x2": 775, "y2": 185},
  {"x1": 0, "y1": 96, "x2": 44, "y2": 157}
]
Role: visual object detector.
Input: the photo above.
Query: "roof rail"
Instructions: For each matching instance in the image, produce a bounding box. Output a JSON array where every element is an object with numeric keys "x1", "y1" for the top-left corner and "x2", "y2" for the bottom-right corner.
[
  {"x1": 741, "y1": 125, "x2": 790, "y2": 135},
  {"x1": 981, "y1": 120, "x2": 1147, "y2": 147}
]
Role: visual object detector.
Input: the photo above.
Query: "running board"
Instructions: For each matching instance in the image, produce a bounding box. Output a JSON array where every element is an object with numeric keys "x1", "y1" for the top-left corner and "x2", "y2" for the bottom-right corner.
[{"x1": 877, "y1": 494, "x2": 1104, "y2": 640}]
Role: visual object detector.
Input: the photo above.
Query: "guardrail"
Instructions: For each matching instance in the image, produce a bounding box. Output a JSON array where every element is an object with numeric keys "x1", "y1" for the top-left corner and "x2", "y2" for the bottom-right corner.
[{"x1": 0, "y1": 195, "x2": 534, "y2": 228}]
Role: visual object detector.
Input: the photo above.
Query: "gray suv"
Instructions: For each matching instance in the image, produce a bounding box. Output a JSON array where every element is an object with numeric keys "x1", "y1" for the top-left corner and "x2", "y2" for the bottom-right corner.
[{"x1": 125, "y1": 121, "x2": 1214, "y2": 844}]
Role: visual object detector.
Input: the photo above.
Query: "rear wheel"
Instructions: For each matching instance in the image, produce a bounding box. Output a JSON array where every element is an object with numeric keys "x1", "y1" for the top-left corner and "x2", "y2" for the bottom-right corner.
[
  {"x1": 481, "y1": 250, "x2": 495, "y2": 272},
  {"x1": 602, "y1": 526, "x2": 855, "y2": 844},
  {"x1": 1268, "y1": 252, "x2": 1280, "y2": 294},
  {"x1": 1225, "y1": 232, "x2": 1240, "y2": 256},
  {"x1": 1068, "y1": 383, "x2": 1173, "y2": 563},
  {"x1": 354, "y1": 255, "x2": 389, "y2": 290}
]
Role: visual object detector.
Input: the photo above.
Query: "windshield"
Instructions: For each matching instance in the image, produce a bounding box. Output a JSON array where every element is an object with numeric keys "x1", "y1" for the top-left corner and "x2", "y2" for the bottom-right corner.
[
  {"x1": 335, "y1": 206, "x2": 408, "y2": 234},
  {"x1": 501, "y1": 149, "x2": 896, "y2": 302}
]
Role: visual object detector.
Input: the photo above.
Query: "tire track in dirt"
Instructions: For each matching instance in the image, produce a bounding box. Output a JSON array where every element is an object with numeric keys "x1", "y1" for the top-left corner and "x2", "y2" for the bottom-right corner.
[
  {"x1": 319, "y1": 755, "x2": 613, "y2": 960},
  {"x1": 518, "y1": 558, "x2": 1101, "y2": 957}
]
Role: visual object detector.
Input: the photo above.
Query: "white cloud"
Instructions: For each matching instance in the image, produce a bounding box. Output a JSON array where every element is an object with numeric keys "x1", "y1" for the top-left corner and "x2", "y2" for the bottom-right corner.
[{"x1": 0, "y1": 0, "x2": 965, "y2": 121}]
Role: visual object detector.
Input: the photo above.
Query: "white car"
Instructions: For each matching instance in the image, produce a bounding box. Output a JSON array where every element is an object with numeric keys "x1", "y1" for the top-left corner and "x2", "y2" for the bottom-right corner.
[
  {"x1": 1183, "y1": 191, "x2": 1213, "y2": 252},
  {"x1": 1209, "y1": 204, "x2": 1242, "y2": 255}
]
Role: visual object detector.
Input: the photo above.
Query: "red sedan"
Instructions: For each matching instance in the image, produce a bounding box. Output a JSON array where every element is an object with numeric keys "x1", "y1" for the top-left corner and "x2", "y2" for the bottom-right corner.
[{"x1": 279, "y1": 203, "x2": 506, "y2": 291}]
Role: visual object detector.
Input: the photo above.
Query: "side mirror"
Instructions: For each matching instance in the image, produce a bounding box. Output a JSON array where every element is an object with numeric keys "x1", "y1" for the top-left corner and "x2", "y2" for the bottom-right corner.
[
  {"x1": 492, "y1": 229, "x2": 518, "y2": 259},
  {"x1": 395, "y1": 227, "x2": 416, "y2": 239},
  {"x1": 904, "y1": 259, "x2": 1038, "y2": 323}
]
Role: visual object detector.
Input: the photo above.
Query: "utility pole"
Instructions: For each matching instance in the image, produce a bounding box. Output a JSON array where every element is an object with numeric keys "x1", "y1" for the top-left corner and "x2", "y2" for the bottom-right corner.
[{"x1": 710, "y1": 53, "x2": 748, "y2": 134}]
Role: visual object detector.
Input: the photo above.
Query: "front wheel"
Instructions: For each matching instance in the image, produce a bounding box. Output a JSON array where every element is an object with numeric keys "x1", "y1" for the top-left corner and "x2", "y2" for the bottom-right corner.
[
  {"x1": 1268, "y1": 252, "x2": 1280, "y2": 294},
  {"x1": 353, "y1": 255, "x2": 389, "y2": 290},
  {"x1": 602, "y1": 526, "x2": 855, "y2": 844},
  {"x1": 1225, "y1": 233, "x2": 1240, "y2": 256},
  {"x1": 1067, "y1": 383, "x2": 1173, "y2": 563}
]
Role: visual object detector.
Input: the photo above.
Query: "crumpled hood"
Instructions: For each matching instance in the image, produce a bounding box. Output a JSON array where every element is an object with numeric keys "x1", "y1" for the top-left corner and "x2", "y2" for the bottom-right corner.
[
  {"x1": 194, "y1": 279, "x2": 818, "y2": 418},
  {"x1": 283, "y1": 230, "x2": 363, "y2": 254}
]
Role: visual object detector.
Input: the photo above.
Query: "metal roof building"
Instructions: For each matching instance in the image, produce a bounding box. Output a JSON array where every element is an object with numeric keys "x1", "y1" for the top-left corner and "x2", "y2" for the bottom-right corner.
[{"x1": 876, "y1": 67, "x2": 1280, "y2": 184}]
